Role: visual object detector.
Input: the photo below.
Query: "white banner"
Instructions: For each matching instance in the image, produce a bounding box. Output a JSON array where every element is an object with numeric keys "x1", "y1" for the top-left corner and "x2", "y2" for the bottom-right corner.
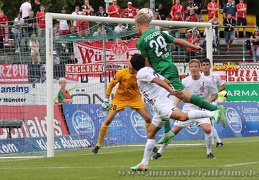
[{"x1": 0, "y1": 80, "x2": 108, "y2": 105}]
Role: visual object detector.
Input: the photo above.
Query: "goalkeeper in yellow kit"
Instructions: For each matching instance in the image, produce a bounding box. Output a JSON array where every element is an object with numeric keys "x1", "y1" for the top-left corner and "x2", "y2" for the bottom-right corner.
[{"x1": 92, "y1": 57, "x2": 157, "y2": 154}]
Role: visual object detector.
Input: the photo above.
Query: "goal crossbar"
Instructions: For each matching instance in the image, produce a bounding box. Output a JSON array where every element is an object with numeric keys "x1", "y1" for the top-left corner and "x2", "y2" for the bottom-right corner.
[{"x1": 45, "y1": 13, "x2": 213, "y2": 157}]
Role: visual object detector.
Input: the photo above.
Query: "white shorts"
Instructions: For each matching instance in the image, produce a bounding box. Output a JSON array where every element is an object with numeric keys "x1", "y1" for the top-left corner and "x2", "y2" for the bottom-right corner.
[
  {"x1": 174, "y1": 117, "x2": 211, "y2": 128},
  {"x1": 152, "y1": 98, "x2": 177, "y2": 128}
]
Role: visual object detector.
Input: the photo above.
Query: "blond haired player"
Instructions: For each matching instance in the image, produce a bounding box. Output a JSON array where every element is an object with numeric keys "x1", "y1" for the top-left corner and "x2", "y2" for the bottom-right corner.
[
  {"x1": 134, "y1": 10, "x2": 225, "y2": 144},
  {"x1": 92, "y1": 57, "x2": 156, "y2": 154}
]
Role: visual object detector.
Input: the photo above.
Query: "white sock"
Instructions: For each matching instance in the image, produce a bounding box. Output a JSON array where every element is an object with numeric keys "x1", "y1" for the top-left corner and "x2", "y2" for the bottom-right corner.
[
  {"x1": 204, "y1": 131, "x2": 214, "y2": 146},
  {"x1": 157, "y1": 140, "x2": 171, "y2": 155},
  {"x1": 188, "y1": 110, "x2": 214, "y2": 120},
  {"x1": 141, "y1": 139, "x2": 155, "y2": 165},
  {"x1": 212, "y1": 126, "x2": 221, "y2": 143},
  {"x1": 205, "y1": 133, "x2": 213, "y2": 155}
]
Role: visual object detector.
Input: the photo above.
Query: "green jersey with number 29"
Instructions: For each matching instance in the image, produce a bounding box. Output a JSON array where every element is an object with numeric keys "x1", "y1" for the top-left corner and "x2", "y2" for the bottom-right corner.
[
  {"x1": 137, "y1": 29, "x2": 185, "y2": 91},
  {"x1": 137, "y1": 29, "x2": 174, "y2": 73}
]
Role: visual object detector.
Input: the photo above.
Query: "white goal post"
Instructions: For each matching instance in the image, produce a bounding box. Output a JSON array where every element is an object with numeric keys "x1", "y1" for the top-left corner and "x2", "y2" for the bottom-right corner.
[{"x1": 45, "y1": 13, "x2": 213, "y2": 157}]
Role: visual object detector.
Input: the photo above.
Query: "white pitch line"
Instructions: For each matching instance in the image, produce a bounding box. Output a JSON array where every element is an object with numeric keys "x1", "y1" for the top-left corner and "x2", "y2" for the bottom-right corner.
[
  {"x1": 223, "y1": 161, "x2": 259, "y2": 167},
  {"x1": 0, "y1": 164, "x2": 215, "y2": 170},
  {"x1": 0, "y1": 156, "x2": 44, "y2": 159},
  {"x1": 0, "y1": 156, "x2": 45, "y2": 163},
  {"x1": 127, "y1": 143, "x2": 203, "y2": 147}
]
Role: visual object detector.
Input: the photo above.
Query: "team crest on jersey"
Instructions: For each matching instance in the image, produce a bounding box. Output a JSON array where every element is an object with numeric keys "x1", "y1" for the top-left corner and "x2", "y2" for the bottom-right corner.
[
  {"x1": 226, "y1": 107, "x2": 242, "y2": 133},
  {"x1": 199, "y1": 86, "x2": 205, "y2": 92},
  {"x1": 72, "y1": 110, "x2": 95, "y2": 138},
  {"x1": 130, "y1": 110, "x2": 147, "y2": 138}
]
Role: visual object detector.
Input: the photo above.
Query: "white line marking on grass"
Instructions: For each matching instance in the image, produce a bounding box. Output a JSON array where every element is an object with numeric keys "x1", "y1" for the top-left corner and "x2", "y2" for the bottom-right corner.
[
  {"x1": 0, "y1": 156, "x2": 44, "y2": 159},
  {"x1": 0, "y1": 165, "x2": 216, "y2": 170},
  {"x1": 127, "y1": 144, "x2": 203, "y2": 147},
  {"x1": 224, "y1": 161, "x2": 259, "y2": 167}
]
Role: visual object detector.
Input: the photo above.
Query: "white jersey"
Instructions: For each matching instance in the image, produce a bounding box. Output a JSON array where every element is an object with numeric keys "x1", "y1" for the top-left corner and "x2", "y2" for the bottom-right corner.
[
  {"x1": 182, "y1": 74, "x2": 218, "y2": 111},
  {"x1": 137, "y1": 67, "x2": 169, "y2": 107},
  {"x1": 203, "y1": 71, "x2": 225, "y2": 105},
  {"x1": 204, "y1": 72, "x2": 224, "y2": 87}
]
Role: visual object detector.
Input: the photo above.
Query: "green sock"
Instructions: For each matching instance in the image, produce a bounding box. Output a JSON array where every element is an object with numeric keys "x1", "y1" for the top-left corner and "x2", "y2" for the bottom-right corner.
[
  {"x1": 163, "y1": 122, "x2": 171, "y2": 133},
  {"x1": 190, "y1": 95, "x2": 218, "y2": 111}
]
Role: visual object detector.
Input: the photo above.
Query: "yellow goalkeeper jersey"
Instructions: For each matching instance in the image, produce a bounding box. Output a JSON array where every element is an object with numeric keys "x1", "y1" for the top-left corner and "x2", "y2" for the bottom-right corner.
[{"x1": 106, "y1": 68, "x2": 141, "y2": 101}]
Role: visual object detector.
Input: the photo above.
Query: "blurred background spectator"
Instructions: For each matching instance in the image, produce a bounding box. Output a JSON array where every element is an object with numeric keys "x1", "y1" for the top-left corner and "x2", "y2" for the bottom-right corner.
[
  {"x1": 157, "y1": 3, "x2": 168, "y2": 20},
  {"x1": 20, "y1": 0, "x2": 32, "y2": 19},
  {"x1": 11, "y1": 13, "x2": 24, "y2": 53},
  {"x1": 250, "y1": 28, "x2": 259, "y2": 62},
  {"x1": 29, "y1": 33, "x2": 41, "y2": 64}
]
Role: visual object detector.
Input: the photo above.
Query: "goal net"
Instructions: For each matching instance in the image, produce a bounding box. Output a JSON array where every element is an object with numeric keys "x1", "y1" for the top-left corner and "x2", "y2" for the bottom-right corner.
[
  {"x1": 0, "y1": 13, "x2": 213, "y2": 157},
  {"x1": 45, "y1": 13, "x2": 213, "y2": 157}
]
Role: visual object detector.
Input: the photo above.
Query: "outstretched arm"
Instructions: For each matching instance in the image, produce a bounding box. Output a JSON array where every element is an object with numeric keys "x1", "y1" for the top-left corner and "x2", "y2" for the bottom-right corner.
[
  {"x1": 151, "y1": 77, "x2": 182, "y2": 97},
  {"x1": 173, "y1": 38, "x2": 203, "y2": 53}
]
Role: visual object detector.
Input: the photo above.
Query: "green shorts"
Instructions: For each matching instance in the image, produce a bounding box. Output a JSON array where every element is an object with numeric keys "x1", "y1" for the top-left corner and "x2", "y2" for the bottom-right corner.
[{"x1": 160, "y1": 63, "x2": 185, "y2": 91}]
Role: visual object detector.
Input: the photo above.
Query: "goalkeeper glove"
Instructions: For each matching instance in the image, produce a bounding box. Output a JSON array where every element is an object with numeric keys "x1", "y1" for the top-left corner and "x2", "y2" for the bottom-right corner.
[{"x1": 101, "y1": 98, "x2": 110, "y2": 111}]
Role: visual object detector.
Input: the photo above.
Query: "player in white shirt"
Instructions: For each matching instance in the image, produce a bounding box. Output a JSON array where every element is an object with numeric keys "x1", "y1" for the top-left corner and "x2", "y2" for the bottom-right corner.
[
  {"x1": 129, "y1": 54, "x2": 225, "y2": 171},
  {"x1": 152, "y1": 59, "x2": 224, "y2": 161},
  {"x1": 201, "y1": 58, "x2": 226, "y2": 147}
]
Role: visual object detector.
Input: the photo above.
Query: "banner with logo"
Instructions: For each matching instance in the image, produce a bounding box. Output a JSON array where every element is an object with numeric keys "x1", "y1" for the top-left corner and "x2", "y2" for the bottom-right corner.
[
  {"x1": 226, "y1": 83, "x2": 259, "y2": 101},
  {"x1": 65, "y1": 41, "x2": 139, "y2": 80},
  {"x1": 227, "y1": 65, "x2": 259, "y2": 82},
  {"x1": 0, "y1": 64, "x2": 28, "y2": 84},
  {"x1": 0, "y1": 102, "x2": 258, "y2": 154},
  {"x1": 62, "y1": 102, "x2": 259, "y2": 145},
  {"x1": 0, "y1": 105, "x2": 69, "y2": 139},
  {"x1": 0, "y1": 135, "x2": 94, "y2": 154},
  {"x1": 218, "y1": 102, "x2": 259, "y2": 137}
]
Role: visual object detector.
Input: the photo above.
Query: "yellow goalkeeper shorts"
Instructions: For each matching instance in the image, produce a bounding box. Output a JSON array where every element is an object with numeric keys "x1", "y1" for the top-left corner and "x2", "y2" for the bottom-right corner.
[{"x1": 109, "y1": 97, "x2": 146, "y2": 112}]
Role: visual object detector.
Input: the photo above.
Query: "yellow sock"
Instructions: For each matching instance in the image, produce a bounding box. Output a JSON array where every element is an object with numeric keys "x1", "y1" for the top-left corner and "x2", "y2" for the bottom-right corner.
[
  {"x1": 96, "y1": 124, "x2": 109, "y2": 147},
  {"x1": 145, "y1": 123, "x2": 150, "y2": 132}
]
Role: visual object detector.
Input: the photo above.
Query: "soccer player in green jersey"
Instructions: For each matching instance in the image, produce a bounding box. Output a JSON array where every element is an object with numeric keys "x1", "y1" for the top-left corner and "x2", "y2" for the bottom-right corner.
[{"x1": 135, "y1": 12, "x2": 225, "y2": 144}]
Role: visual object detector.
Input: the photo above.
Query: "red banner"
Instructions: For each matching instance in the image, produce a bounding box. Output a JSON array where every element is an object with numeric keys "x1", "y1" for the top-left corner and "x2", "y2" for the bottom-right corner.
[
  {"x1": 212, "y1": 62, "x2": 259, "y2": 82},
  {"x1": 0, "y1": 64, "x2": 28, "y2": 84},
  {"x1": 66, "y1": 41, "x2": 138, "y2": 79},
  {"x1": 0, "y1": 105, "x2": 69, "y2": 139},
  {"x1": 227, "y1": 66, "x2": 259, "y2": 82}
]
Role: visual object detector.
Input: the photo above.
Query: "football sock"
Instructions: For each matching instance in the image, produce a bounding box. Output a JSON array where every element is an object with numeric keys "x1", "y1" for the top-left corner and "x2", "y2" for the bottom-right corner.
[
  {"x1": 205, "y1": 133, "x2": 213, "y2": 155},
  {"x1": 163, "y1": 122, "x2": 171, "y2": 133},
  {"x1": 141, "y1": 139, "x2": 155, "y2": 165},
  {"x1": 96, "y1": 124, "x2": 108, "y2": 147},
  {"x1": 188, "y1": 110, "x2": 214, "y2": 119},
  {"x1": 212, "y1": 126, "x2": 221, "y2": 143},
  {"x1": 190, "y1": 95, "x2": 218, "y2": 111},
  {"x1": 157, "y1": 140, "x2": 171, "y2": 155}
]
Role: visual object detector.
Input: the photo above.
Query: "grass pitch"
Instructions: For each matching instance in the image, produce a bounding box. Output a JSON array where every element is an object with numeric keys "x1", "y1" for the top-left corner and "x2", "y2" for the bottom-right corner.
[{"x1": 0, "y1": 137, "x2": 259, "y2": 180}]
